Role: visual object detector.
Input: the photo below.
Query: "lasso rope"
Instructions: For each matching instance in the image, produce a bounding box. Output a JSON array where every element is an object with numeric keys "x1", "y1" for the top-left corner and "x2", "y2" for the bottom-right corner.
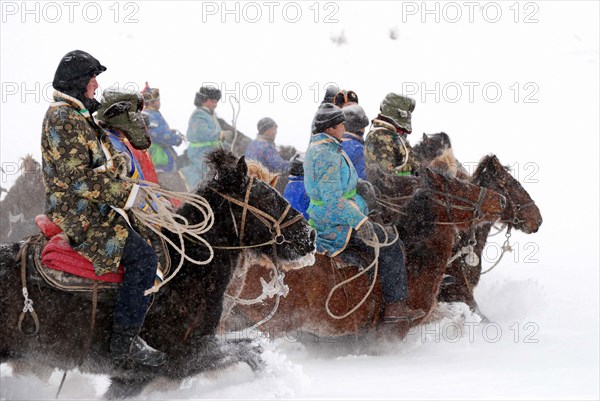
[
  {"x1": 228, "y1": 96, "x2": 241, "y2": 153},
  {"x1": 120, "y1": 178, "x2": 216, "y2": 295},
  {"x1": 324, "y1": 224, "x2": 399, "y2": 320}
]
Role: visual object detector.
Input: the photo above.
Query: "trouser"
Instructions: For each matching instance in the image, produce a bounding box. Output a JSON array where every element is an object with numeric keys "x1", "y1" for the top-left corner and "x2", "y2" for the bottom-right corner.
[
  {"x1": 344, "y1": 224, "x2": 407, "y2": 303},
  {"x1": 113, "y1": 227, "x2": 158, "y2": 329}
]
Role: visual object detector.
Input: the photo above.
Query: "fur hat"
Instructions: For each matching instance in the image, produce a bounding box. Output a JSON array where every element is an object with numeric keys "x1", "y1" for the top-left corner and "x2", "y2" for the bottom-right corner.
[
  {"x1": 342, "y1": 104, "x2": 369, "y2": 134},
  {"x1": 96, "y1": 88, "x2": 151, "y2": 150},
  {"x1": 141, "y1": 82, "x2": 160, "y2": 103},
  {"x1": 334, "y1": 90, "x2": 359, "y2": 107},
  {"x1": 313, "y1": 103, "x2": 345, "y2": 133},
  {"x1": 52, "y1": 50, "x2": 106, "y2": 112},
  {"x1": 257, "y1": 117, "x2": 277, "y2": 134},
  {"x1": 380, "y1": 93, "x2": 416, "y2": 133},
  {"x1": 194, "y1": 86, "x2": 222, "y2": 106}
]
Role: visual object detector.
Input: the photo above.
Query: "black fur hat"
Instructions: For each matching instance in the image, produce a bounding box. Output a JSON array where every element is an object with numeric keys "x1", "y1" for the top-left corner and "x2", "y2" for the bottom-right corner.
[{"x1": 194, "y1": 86, "x2": 222, "y2": 106}]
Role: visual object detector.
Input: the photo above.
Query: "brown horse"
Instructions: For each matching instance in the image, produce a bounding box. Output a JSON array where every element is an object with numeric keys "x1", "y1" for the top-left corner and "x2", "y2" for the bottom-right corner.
[
  {"x1": 0, "y1": 149, "x2": 315, "y2": 399},
  {"x1": 438, "y1": 155, "x2": 543, "y2": 317},
  {"x1": 0, "y1": 155, "x2": 46, "y2": 242},
  {"x1": 221, "y1": 168, "x2": 506, "y2": 341}
]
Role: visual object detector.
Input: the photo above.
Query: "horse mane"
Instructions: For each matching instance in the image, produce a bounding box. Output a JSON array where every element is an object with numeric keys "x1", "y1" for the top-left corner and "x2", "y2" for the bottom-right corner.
[{"x1": 246, "y1": 160, "x2": 280, "y2": 188}]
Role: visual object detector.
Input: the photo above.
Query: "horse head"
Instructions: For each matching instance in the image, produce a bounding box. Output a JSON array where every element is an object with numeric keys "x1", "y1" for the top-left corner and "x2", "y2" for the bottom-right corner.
[
  {"x1": 201, "y1": 149, "x2": 315, "y2": 268},
  {"x1": 413, "y1": 132, "x2": 452, "y2": 164},
  {"x1": 472, "y1": 155, "x2": 542, "y2": 234},
  {"x1": 422, "y1": 167, "x2": 506, "y2": 231}
]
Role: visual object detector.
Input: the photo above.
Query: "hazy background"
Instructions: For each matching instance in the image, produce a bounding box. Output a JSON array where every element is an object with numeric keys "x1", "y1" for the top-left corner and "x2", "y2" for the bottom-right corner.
[{"x1": 1, "y1": 1, "x2": 598, "y2": 399}]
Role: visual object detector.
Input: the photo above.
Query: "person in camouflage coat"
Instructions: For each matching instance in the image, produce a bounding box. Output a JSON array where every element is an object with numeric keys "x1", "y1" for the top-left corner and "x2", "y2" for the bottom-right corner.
[
  {"x1": 364, "y1": 93, "x2": 419, "y2": 176},
  {"x1": 42, "y1": 50, "x2": 165, "y2": 367}
]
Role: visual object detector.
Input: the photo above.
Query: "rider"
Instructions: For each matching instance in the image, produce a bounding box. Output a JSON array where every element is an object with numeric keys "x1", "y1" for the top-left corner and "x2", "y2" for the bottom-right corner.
[
  {"x1": 141, "y1": 82, "x2": 188, "y2": 192},
  {"x1": 340, "y1": 104, "x2": 370, "y2": 180},
  {"x1": 244, "y1": 117, "x2": 291, "y2": 176},
  {"x1": 42, "y1": 50, "x2": 166, "y2": 367},
  {"x1": 181, "y1": 85, "x2": 223, "y2": 189},
  {"x1": 364, "y1": 93, "x2": 419, "y2": 177},
  {"x1": 304, "y1": 104, "x2": 425, "y2": 327}
]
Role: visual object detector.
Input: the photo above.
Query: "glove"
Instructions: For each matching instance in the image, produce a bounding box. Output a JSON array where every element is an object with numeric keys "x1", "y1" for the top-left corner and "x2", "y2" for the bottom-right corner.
[
  {"x1": 356, "y1": 179, "x2": 379, "y2": 214},
  {"x1": 355, "y1": 219, "x2": 377, "y2": 244},
  {"x1": 172, "y1": 129, "x2": 185, "y2": 145}
]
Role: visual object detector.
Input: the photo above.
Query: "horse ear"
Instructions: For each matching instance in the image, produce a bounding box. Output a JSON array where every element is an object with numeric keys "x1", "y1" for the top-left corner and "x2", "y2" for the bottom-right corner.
[
  {"x1": 422, "y1": 133, "x2": 428, "y2": 141},
  {"x1": 236, "y1": 155, "x2": 248, "y2": 178},
  {"x1": 269, "y1": 175, "x2": 280, "y2": 188}
]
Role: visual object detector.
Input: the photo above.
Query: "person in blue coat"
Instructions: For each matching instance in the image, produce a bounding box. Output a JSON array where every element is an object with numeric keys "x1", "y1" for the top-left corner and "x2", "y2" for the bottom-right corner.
[
  {"x1": 341, "y1": 104, "x2": 370, "y2": 180},
  {"x1": 304, "y1": 104, "x2": 424, "y2": 327},
  {"x1": 245, "y1": 117, "x2": 291, "y2": 175},
  {"x1": 181, "y1": 86, "x2": 223, "y2": 190},
  {"x1": 283, "y1": 154, "x2": 309, "y2": 219},
  {"x1": 141, "y1": 83, "x2": 188, "y2": 192}
]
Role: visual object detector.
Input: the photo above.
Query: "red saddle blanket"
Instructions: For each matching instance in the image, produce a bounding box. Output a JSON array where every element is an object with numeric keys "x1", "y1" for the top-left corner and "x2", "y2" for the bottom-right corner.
[{"x1": 36, "y1": 215, "x2": 124, "y2": 283}]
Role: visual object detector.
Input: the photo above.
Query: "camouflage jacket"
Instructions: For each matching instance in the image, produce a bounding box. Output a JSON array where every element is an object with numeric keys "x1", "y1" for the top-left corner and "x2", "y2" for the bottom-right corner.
[
  {"x1": 41, "y1": 91, "x2": 145, "y2": 275},
  {"x1": 364, "y1": 116, "x2": 419, "y2": 176}
]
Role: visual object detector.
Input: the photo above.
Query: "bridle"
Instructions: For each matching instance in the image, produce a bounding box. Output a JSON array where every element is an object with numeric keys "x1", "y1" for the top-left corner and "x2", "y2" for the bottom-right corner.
[
  {"x1": 210, "y1": 176, "x2": 305, "y2": 254},
  {"x1": 428, "y1": 180, "x2": 494, "y2": 226}
]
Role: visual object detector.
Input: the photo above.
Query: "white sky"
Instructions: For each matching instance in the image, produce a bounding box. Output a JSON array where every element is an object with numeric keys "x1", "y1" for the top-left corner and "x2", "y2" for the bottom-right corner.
[{"x1": 1, "y1": 1, "x2": 599, "y2": 399}]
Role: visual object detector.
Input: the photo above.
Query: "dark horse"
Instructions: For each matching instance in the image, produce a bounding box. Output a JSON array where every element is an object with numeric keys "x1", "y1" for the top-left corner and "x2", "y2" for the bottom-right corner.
[
  {"x1": 221, "y1": 168, "x2": 506, "y2": 340},
  {"x1": 0, "y1": 149, "x2": 315, "y2": 398},
  {"x1": 438, "y1": 154, "x2": 543, "y2": 317},
  {"x1": 0, "y1": 155, "x2": 45, "y2": 242}
]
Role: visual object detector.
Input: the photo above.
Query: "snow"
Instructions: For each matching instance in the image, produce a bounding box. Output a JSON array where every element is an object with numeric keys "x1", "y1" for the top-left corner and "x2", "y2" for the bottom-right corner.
[{"x1": 1, "y1": 1, "x2": 599, "y2": 400}]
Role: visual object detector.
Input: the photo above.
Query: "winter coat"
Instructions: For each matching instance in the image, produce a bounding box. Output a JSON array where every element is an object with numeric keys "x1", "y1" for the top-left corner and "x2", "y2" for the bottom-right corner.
[
  {"x1": 41, "y1": 91, "x2": 144, "y2": 275},
  {"x1": 143, "y1": 108, "x2": 181, "y2": 173},
  {"x1": 283, "y1": 175, "x2": 310, "y2": 220},
  {"x1": 304, "y1": 133, "x2": 369, "y2": 256},
  {"x1": 364, "y1": 116, "x2": 419, "y2": 176},
  {"x1": 341, "y1": 132, "x2": 366, "y2": 180},
  {"x1": 181, "y1": 106, "x2": 222, "y2": 189},
  {"x1": 245, "y1": 134, "x2": 291, "y2": 175}
]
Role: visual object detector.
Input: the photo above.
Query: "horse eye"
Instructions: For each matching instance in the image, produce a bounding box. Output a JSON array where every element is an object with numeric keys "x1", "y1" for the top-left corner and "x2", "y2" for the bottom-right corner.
[{"x1": 515, "y1": 204, "x2": 521, "y2": 211}]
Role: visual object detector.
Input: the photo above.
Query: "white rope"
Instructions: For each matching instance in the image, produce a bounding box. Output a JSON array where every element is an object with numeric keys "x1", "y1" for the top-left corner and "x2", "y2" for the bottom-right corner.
[
  {"x1": 228, "y1": 96, "x2": 241, "y2": 153},
  {"x1": 324, "y1": 223, "x2": 399, "y2": 320},
  {"x1": 120, "y1": 178, "x2": 215, "y2": 295}
]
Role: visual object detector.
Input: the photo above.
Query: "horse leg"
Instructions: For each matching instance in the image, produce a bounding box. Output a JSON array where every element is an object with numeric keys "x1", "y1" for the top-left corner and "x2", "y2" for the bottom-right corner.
[
  {"x1": 104, "y1": 375, "x2": 152, "y2": 400},
  {"x1": 188, "y1": 336, "x2": 265, "y2": 375},
  {"x1": 471, "y1": 301, "x2": 491, "y2": 324}
]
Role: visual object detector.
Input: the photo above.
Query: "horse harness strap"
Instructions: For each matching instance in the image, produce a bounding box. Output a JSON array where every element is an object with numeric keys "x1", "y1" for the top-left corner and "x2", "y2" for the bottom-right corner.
[
  {"x1": 16, "y1": 238, "x2": 41, "y2": 336},
  {"x1": 210, "y1": 178, "x2": 304, "y2": 250}
]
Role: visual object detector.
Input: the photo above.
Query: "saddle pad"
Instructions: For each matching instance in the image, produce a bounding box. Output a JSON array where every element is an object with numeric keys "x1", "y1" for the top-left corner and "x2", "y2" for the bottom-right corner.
[{"x1": 41, "y1": 234, "x2": 124, "y2": 283}]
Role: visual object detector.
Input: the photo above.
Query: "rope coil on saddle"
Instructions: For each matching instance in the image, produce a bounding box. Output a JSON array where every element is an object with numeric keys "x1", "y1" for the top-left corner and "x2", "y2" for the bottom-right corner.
[
  {"x1": 325, "y1": 223, "x2": 399, "y2": 320},
  {"x1": 119, "y1": 177, "x2": 216, "y2": 296}
]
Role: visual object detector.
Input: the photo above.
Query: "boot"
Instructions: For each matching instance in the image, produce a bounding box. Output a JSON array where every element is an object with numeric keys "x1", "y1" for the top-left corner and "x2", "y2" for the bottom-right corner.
[
  {"x1": 110, "y1": 327, "x2": 166, "y2": 367},
  {"x1": 384, "y1": 302, "x2": 426, "y2": 323}
]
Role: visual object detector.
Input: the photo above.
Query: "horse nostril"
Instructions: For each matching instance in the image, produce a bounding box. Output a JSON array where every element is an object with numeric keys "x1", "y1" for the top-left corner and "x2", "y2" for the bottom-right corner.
[
  {"x1": 309, "y1": 228, "x2": 316, "y2": 243},
  {"x1": 500, "y1": 195, "x2": 507, "y2": 209}
]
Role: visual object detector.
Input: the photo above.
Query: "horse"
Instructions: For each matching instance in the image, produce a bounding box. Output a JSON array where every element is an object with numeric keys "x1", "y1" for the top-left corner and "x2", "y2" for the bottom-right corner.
[
  {"x1": 221, "y1": 168, "x2": 506, "y2": 341},
  {"x1": 0, "y1": 149, "x2": 316, "y2": 399},
  {"x1": 438, "y1": 154, "x2": 543, "y2": 317},
  {"x1": 0, "y1": 155, "x2": 46, "y2": 242}
]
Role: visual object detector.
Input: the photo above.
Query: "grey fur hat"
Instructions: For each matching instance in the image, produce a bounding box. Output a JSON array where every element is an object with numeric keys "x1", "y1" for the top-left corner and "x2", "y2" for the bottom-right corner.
[{"x1": 342, "y1": 104, "x2": 369, "y2": 134}]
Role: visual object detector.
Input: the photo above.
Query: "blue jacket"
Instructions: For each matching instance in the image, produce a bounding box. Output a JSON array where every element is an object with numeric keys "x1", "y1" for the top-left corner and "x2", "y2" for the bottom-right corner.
[
  {"x1": 283, "y1": 175, "x2": 310, "y2": 220},
  {"x1": 304, "y1": 133, "x2": 368, "y2": 256},
  {"x1": 341, "y1": 132, "x2": 366, "y2": 180},
  {"x1": 181, "y1": 106, "x2": 222, "y2": 189},
  {"x1": 143, "y1": 108, "x2": 181, "y2": 173},
  {"x1": 245, "y1": 134, "x2": 291, "y2": 174}
]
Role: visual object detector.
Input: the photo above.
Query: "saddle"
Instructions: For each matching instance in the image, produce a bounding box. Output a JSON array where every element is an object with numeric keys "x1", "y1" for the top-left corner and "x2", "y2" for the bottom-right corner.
[{"x1": 22, "y1": 215, "x2": 169, "y2": 301}]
